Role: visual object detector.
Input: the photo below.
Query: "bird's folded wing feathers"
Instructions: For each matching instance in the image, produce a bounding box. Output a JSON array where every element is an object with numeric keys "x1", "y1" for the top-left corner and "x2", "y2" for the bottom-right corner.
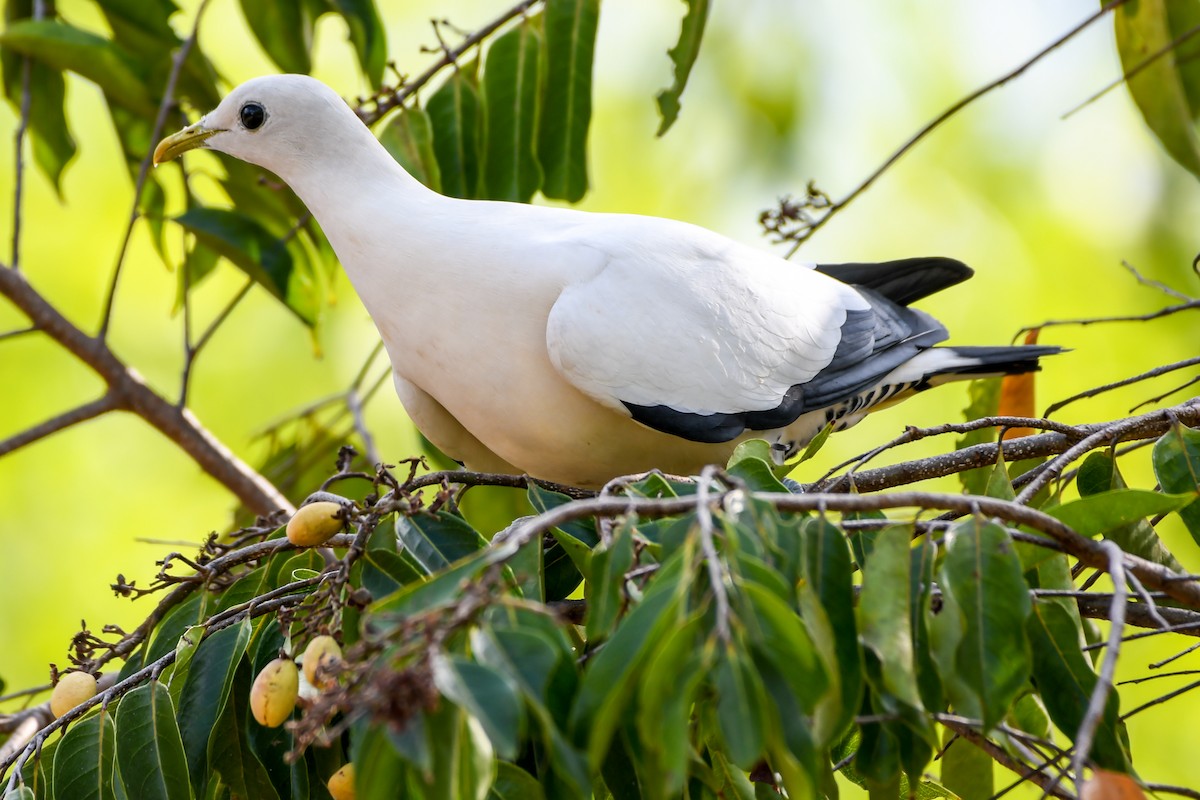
[{"x1": 544, "y1": 220, "x2": 946, "y2": 441}]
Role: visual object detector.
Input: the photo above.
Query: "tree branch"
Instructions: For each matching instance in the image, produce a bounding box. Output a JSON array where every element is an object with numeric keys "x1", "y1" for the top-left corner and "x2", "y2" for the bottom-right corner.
[
  {"x1": 811, "y1": 399, "x2": 1200, "y2": 494},
  {"x1": 780, "y1": 0, "x2": 1131, "y2": 253},
  {"x1": 937, "y1": 715, "x2": 1074, "y2": 799},
  {"x1": 358, "y1": 0, "x2": 542, "y2": 125},
  {"x1": 0, "y1": 266, "x2": 292, "y2": 516},
  {"x1": 0, "y1": 394, "x2": 121, "y2": 457}
]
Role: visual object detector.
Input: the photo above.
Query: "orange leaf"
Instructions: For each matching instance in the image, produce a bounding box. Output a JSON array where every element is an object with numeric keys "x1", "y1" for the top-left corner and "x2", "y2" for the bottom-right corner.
[
  {"x1": 999, "y1": 328, "x2": 1040, "y2": 440},
  {"x1": 1080, "y1": 770, "x2": 1147, "y2": 800}
]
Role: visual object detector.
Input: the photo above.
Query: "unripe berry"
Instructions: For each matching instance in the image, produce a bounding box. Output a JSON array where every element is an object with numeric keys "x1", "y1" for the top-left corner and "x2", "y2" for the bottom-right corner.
[
  {"x1": 302, "y1": 635, "x2": 343, "y2": 688},
  {"x1": 250, "y1": 658, "x2": 299, "y2": 727},
  {"x1": 286, "y1": 502, "x2": 345, "y2": 547},
  {"x1": 50, "y1": 672, "x2": 97, "y2": 718},
  {"x1": 327, "y1": 763, "x2": 355, "y2": 800}
]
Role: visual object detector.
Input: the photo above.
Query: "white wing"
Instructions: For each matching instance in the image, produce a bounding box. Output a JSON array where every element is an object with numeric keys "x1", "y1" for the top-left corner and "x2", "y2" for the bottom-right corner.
[{"x1": 544, "y1": 216, "x2": 930, "y2": 442}]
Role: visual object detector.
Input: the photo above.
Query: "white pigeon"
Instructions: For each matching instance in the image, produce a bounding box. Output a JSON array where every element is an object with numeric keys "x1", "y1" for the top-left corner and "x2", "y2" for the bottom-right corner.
[{"x1": 155, "y1": 75, "x2": 1058, "y2": 488}]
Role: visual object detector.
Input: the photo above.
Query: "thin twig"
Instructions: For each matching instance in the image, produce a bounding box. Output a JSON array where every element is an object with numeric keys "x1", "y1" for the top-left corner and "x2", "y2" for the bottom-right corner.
[
  {"x1": 1068, "y1": 542, "x2": 1125, "y2": 786},
  {"x1": 0, "y1": 264, "x2": 292, "y2": 515},
  {"x1": 97, "y1": 0, "x2": 211, "y2": 340},
  {"x1": 937, "y1": 715, "x2": 1074, "y2": 799},
  {"x1": 359, "y1": 0, "x2": 542, "y2": 125},
  {"x1": 179, "y1": 277, "x2": 253, "y2": 407},
  {"x1": 696, "y1": 466, "x2": 732, "y2": 644},
  {"x1": 812, "y1": 398, "x2": 1200, "y2": 495},
  {"x1": 0, "y1": 394, "x2": 121, "y2": 457},
  {"x1": 1015, "y1": 299, "x2": 1200, "y2": 339},
  {"x1": 1062, "y1": 24, "x2": 1200, "y2": 121},
  {"x1": 1044, "y1": 357, "x2": 1200, "y2": 417},
  {"x1": 783, "y1": 0, "x2": 1131, "y2": 253}
]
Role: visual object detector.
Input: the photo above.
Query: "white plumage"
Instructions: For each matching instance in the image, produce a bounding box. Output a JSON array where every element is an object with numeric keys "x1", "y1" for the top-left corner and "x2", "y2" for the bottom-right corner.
[{"x1": 155, "y1": 75, "x2": 1058, "y2": 487}]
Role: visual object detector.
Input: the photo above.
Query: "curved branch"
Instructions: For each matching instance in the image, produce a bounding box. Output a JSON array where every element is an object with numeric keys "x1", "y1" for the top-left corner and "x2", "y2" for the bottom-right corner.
[
  {"x1": 812, "y1": 399, "x2": 1200, "y2": 494},
  {"x1": 0, "y1": 394, "x2": 121, "y2": 457},
  {"x1": 0, "y1": 266, "x2": 292, "y2": 517}
]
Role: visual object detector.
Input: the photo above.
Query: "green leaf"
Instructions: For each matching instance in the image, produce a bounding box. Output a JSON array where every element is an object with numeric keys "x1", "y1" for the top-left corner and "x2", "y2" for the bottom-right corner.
[
  {"x1": 857, "y1": 527, "x2": 923, "y2": 712},
  {"x1": 0, "y1": 20, "x2": 155, "y2": 116},
  {"x1": 327, "y1": 0, "x2": 387, "y2": 87},
  {"x1": 356, "y1": 726, "x2": 407, "y2": 800},
  {"x1": 432, "y1": 654, "x2": 524, "y2": 761},
  {"x1": 800, "y1": 516, "x2": 862, "y2": 742},
  {"x1": 740, "y1": 582, "x2": 827, "y2": 710},
  {"x1": 726, "y1": 449, "x2": 790, "y2": 493},
  {"x1": 421, "y1": 703, "x2": 496, "y2": 800},
  {"x1": 472, "y1": 626, "x2": 561, "y2": 708},
  {"x1": 207, "y1": 660, "x2": 280, "y2": 800},
  {"x1": 1112, "y1": 0, "x2": 1200, "y2": 179},
  {"x1": 370, "y1": 550, "x2": 490, "y2": 619},
  {"x1": 655, "y1": 0, "x2": 710, "y2": 135},
  {"x1": 238, "y1": 0, "x2": 313, "y2": 74},
  {"x1": 174, "y1": 208, "x2": 316, "y2": 326},
  {"x1": 1078, "y1": 452, "x2": 1184, "y2": 571},
  {"x1": 482, "y1": 22, "x2": 543, "y2": 202},
  {"x1": 715, "y1": 643, "x2": 768, "y2": 768},
  {"x1": 1048, "y1": 488, "x2": 1197, "y2": 536},
  {"x1": 636, "y1": 616, "x2": 706, "y2": 799},
  {"x1": 428, "y1": 70, "x2": 483, "y2": 198},
  {"x1": 487, "y1": 762, "x2": 546, "y2": 800},
  {"x1": 796, "y1": 422, "x2": 834, "y2": 464},
  {"x1": 1026, "y1": 600, "x2": 1131, "y2": 771},
  {"x1": 910, "y1": 537, "x2": 943, "y2": 714},
  {"x1": 941, "y1": 518, "x2": 1031, "y2": 731},
  {"x1": 570, "y1": 570, "x2": 682, "y2": 767},
  {"x1": 114, "y1": 683, "x2": 192, "y2": 800},
  {"x1": 538, "y1": 0, "x2": 598, "y2": 201},
  {"x1": 956, "y1": 378, "x2": 1001, "y2": 495},
  {"x1": 585, "y1": 518, "x2": 634, "y2": 642},
  {"x1": 0, "y1": 56, "x2": 76, "y2": 194},
  {"x1": 379, "y1": 107, "x2": 443, "y2": 192},
  {"x1": 357, "y1": 547, "x2": 423, "y2": 599},
  {"x1": 1152, "y1": 419, "x2": 1200, "y2": 544},
  {"x1": 52, "y1": 711, "x2": 117, "y2": 800},
  {"x1": 396, "y1": 512, "x2": 487, "y2": 572},
  {"x1": 177, "y1": 620, "x2": 251, "y2": 794},
  {"x1": 940, "y1": 726, "x2": 992, "y2": 800}
]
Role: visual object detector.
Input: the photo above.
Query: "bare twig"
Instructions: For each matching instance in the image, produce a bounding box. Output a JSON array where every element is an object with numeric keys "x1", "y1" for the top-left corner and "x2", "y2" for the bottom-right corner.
[
  {"x1": 97, "y1": 0, "x2": 210, "y2": 340},
  {"x1": 1068, "y1": 542, "x2": 1125, "y2": 786},
  {"x1": 812, "y1": 415, "x2": 1084, "y2": 488},
  {"x1": 1063, "y1": 24, "x2": 1200, "y2": 120},
  {"x1": 179, "y1": 277, "x2": 253, "y2": 407},
  {"x1": 937, "y1": 715, "x2": 1074, "y2": 799},
  {"x1": 1043, "y1": 356, "x2": 1200, "y2": 417},
  {"x1": 0, "y1": 394, "x2": 121, "y2": 457},
  {"x1": 812, "y1": 398, "x2": 1200, "y2": 495},
  {"x1": 1015, "y1": 299, "x2": 1200, "y2": 339},
  {"x1": 0, "y1": 265, "x2": 291, "y2": 515},
  {"x1": 484, "y1": 486, "x2": 1200, "y2": 608},
  {"x1": 359, "y1": 0, "x2": 542, "y2": 125},
  {"x1": 782, "y1": 0, "x2": 1131, "y2": 252},
  {"x1": 696, "y1": 466, "x2": 732, "y2": 644}
]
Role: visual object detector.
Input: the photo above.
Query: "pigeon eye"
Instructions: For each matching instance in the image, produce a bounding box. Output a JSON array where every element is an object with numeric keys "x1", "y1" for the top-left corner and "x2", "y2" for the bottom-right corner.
[{"x1": 239, "y1": 102, "x2": 266, "y2": 130}]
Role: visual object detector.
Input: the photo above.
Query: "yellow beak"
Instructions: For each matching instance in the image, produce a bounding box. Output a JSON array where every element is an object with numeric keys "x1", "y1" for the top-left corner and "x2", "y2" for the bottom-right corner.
[{"x1": 153, "y1": 122, "x2": 225, "y2": 165}]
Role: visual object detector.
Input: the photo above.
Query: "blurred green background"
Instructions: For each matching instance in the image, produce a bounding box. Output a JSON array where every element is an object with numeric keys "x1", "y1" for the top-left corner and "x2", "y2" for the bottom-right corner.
[{"x1": 2, "y1": 0, "x2": 1198, "y2": 790}]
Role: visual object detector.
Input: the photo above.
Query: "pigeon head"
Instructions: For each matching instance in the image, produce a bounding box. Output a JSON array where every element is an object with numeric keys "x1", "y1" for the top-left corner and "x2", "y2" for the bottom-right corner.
[{"x1": 153, "y1": 74, "x2": 373, "y2": 178}]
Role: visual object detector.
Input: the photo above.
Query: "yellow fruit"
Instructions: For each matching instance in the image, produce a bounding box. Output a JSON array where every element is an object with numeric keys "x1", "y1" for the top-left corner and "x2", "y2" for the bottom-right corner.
[
  {"x1": 286, "y1": 502, "x2": 345, "y2": 546},
  {"x1": 327, "y1": 763, "x2": 355, "y2": 800},
  {"x1": 302, "y1": 635, "x2": 343, "y2": 688},
  {"x1": 250, "y1": 658, "x2": 299, "y2": 727},
  {"x1": 50, "y1": 672, "x2": 97, "y2": 718}
]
